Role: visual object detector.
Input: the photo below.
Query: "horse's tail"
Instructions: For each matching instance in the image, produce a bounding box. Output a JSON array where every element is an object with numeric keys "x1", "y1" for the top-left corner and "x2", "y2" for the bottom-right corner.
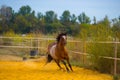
[
  {"x1": 46, "y1": 53, "x2": 53, "y2": 63},
  {"x1": 43, "y1": 52, "x2": 53, "y2": 67},
  {"x1": 44, "y1": 52, "x2": 53, "y2": 66}
]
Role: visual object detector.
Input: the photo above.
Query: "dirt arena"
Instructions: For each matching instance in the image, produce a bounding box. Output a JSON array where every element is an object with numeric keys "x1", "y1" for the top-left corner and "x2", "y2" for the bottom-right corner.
[{"x1": 0, "y1": 55, "x2": 113, "y2": 80}]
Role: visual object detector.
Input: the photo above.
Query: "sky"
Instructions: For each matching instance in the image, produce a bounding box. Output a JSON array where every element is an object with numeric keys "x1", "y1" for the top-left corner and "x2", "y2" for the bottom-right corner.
[{"x1": 0, "y1": 0, "x2": 120, "y2": 21}]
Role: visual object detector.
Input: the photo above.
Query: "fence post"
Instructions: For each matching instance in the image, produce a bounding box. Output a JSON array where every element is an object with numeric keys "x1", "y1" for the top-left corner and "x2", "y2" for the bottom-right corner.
[
  {"x1": 37, "y1": 38, "x2": 39, "y2": 55},
  {"x1": 114, "y1": 38, "x2": 117, "y2": 75},
  {"x1": 83, "y1": 40, "x2": 86, "y2": 64},
  {"x1": 30, "y1": 38, "x2": 32, "y2": 51}
]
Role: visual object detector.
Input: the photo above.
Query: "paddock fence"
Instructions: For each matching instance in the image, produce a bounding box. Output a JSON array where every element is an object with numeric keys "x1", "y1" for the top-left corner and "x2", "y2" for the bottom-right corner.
[{"x1": 0, "y1": 36, "x2": 120, "y2": 75}]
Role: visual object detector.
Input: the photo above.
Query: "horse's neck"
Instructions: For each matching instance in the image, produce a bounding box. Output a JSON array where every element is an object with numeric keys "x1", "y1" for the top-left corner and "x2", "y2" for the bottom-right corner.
[{"x1": 57, "y1": 43, "x2": 65, "y2": 51}]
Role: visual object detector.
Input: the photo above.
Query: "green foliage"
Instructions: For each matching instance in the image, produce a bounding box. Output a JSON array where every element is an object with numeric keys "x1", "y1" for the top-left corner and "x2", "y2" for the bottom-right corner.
[
  {"x1": 0, "y1": 5, "x2": 119, "y2": 37},
  {"x1": 88, "y1": 43, "x2": 114, "y2": 73},
  {"x1": 93, "y1": 16, "x2": 97, "y2": 24},
  {"x1": 113, "y1": 74, "x2": 120, "y2": 80},
  {"x1": 18, "y1": 5, "x2": 31, "y2": 16},
  {"x1": 60, "y1": 10, "x2": 71, "y2": 25},
  {"x1": 3, "y1": 30, "x2": 23, "y2": 44},
  {"x1": 0, "y1": 6, "x2": 81, "y2": 35},
  {"x1": 112, "y1": 17, "x2": 120, "y2": 39},
  {"x1": 70, "y1": 14, "x2": 77, "y2": 24},
  {"x1": 14, "y1": 15, "x2": 31, "y2": 33},
  {"x1": 45, "y1": 11, "x2": 57, "y2": 23},
  {"x1": 37, "y1": 12, "x2": 43, "y2": 20},
  {"x1": 3, "y1": 30, "x2": 16, "y2": 37},
  {"x1": 79, "y1": 18, "x2": 113, "y2": 41},
  {"x1": 78, "y1": 17, "x2": 120, "y2": 74},
  {"x1": 78, "y1": 12, "x2": 91, "y2": 24},
  {"x1": 69, "y1": 24, "x2": 80, "y2": 36},
  {"x1": 97, "y1": 16, "x2": 110, "y2": 28}
]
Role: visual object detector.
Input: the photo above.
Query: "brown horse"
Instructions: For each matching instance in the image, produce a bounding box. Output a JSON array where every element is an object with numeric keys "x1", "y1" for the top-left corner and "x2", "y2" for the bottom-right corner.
[{"x1": 46, "y1": 33, "x2": 73, "y2": 72}]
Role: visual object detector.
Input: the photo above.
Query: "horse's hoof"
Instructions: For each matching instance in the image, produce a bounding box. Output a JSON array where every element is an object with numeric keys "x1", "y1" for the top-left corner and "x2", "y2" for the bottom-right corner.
[
  {"x1": 71, "y1": 70, "x2": 73, "y2": 72},
  {"x1": 67, "y1": 70, "x2": 70, "y2": 73},
  {"x1": 61, "y1": 68, "x2": 65, "y2": 72},
  {"x1": 58, "y1": 68, "x2": 65, "y2": 71},
  {"x1": 62, "y1": 69, "x2": 66, "y2": 72}
]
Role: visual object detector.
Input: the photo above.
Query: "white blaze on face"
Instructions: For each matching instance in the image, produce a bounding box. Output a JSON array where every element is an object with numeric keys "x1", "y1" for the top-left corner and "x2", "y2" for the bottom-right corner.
[
  {"x1": 62, "y1": 35, "x2": 67, "y2": 45},
  {"x1": 62, "y1": 35, "x2": 66, "y2": 40},
  {"x1": 50, "y1": 44, "x2": 57, "y2": 59}
]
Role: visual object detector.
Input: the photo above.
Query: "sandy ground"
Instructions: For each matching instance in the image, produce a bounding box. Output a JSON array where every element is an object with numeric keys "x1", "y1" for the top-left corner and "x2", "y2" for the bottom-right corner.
[{"x1": 0, "y1": 55, "x2": 113, "y2": 80}]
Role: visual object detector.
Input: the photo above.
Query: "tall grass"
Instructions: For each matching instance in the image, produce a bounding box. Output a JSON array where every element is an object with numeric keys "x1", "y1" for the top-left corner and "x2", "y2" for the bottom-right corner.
[{"x1": 79, "y1": 24, "x2": 120, "y2": 74}]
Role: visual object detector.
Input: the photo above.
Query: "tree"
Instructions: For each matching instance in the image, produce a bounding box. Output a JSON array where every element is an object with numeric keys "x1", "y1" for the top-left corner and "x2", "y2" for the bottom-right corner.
[
  {"x1": 70, "y1": 14, "x2": 77, "y2": 24},
  {"x1": 60, "y1": 10, "x2": 71, "y2": 25},
  {"x1": 16, "y1": 5, "x2": 40, "y2": 33},
  {"x1": 112, "y1": 17, "x2": 120, "y2": 39},
  {"x1": 36, "y1": 12, "x2": 45, "y2": 33},
  {"x1": 93, "y1": 16, "x2": 96, "y2": 24},
  {"x1": 0, "y1": 5, "x2": 13, "y2": 21},
  {"x1": 18, "y1": 5, "x2": 31, "y2": 16},
  {"x1": 97, "y1": 15, "x2": 110, "y2": 27},
  {"x1": 44, "y1": 10, "x2": 57, "y2": 23},
  {"x1": 103, "y1": 15, "x2": 110, "y2": 27},
  {"x1": 0, "y1": 5, "x2": 14, "y2": 33},
  {"x1": 37, "y1": 12, "x2": 44, "y2": 20},
  {"x1": 78, "y1": 12, "x2": 91, "y2": 24},
  {"x1": 14, "y1": 15, "x2": 31, "y2": 33}
]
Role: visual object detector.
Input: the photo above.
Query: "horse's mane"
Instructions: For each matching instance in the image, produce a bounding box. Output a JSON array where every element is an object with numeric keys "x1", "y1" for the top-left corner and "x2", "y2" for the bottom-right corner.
[{"x1": 56, "y1": 33, "x2": 67, "y2": 43}]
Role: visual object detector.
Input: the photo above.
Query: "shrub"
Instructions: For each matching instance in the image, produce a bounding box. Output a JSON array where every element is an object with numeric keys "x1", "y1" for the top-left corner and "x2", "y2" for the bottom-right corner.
[
  {"x1": 78, "y1": 23, "x2": 120, "y2": 74},
  {"x1": 3, "y1": 30, "x2": 23, "y2": 45},
  {"x1": 88, "y1": 43, "x2": 114, "y2": 73}
]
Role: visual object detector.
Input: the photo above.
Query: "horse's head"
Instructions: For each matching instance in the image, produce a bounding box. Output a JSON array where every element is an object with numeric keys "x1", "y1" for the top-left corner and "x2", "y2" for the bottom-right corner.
[{"x1": 56, "y1": 33, "x2": 67, "y2": 46}]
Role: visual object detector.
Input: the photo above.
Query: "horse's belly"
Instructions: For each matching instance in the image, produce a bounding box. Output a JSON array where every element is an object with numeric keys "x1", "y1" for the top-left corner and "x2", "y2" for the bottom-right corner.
[{"x1": 50, "y1": 44, "x2": 58, "y2": 59}]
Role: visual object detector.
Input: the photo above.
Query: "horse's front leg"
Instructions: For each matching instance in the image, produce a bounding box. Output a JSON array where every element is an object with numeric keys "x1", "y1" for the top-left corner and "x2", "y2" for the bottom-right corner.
[
  {"x1": 54, "y1": 59, "x2": 64, "y2": 70},
  {"x1": 61, "y1": 60, "x2": 70, "y2": 72},
  {"x1": 66, "y1": 59, "x2": 73, "y2": 71}
]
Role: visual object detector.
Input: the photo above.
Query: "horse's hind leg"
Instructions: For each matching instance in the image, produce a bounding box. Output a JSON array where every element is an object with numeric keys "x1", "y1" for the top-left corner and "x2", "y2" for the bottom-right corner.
[{"x1": 61, "y1": 60, "x2": 69, "y2": 72}]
